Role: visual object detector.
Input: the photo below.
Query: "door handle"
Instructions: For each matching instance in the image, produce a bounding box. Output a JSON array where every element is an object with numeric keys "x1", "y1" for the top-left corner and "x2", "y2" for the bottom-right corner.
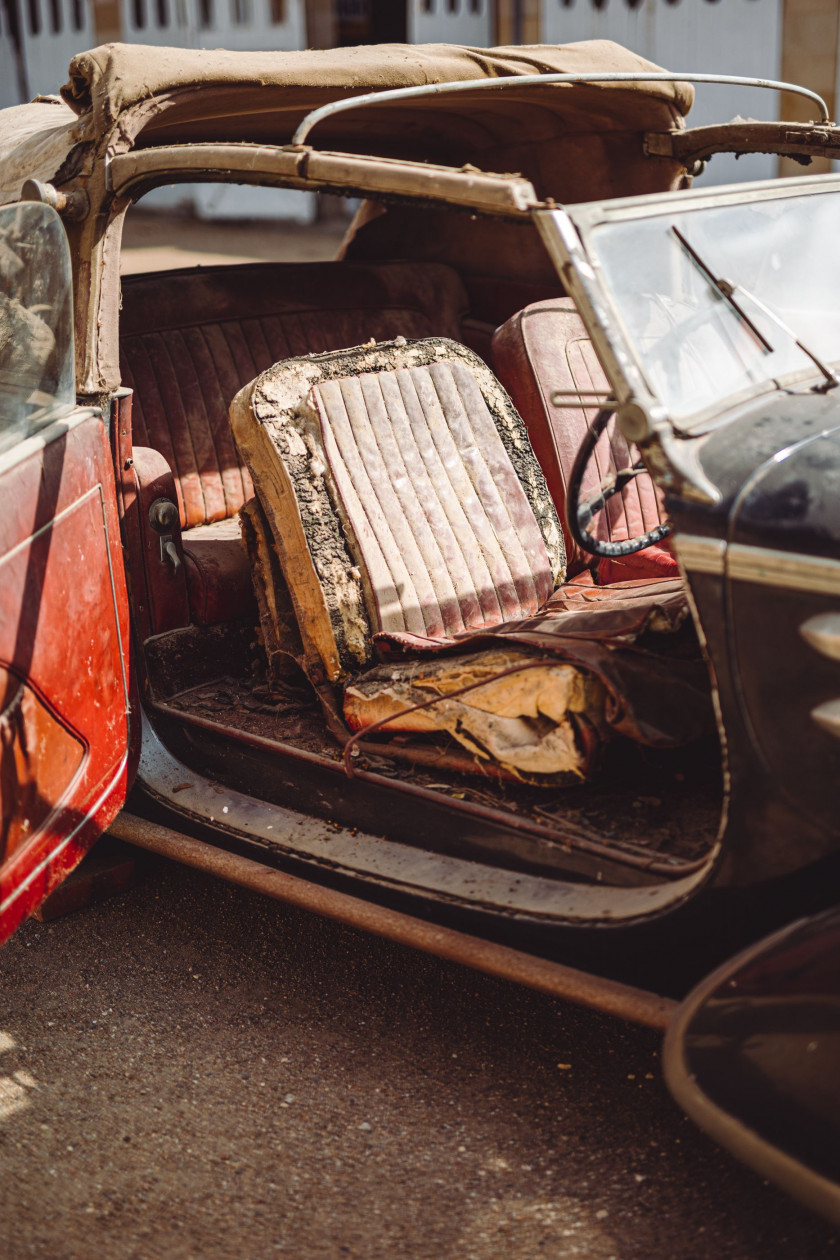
[{"x1": 161, "y1": 537, "x2": 182, "y2": 576}]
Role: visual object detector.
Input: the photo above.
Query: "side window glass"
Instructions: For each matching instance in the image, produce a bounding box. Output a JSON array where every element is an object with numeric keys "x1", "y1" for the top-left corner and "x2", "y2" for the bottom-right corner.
[{"x1": 0, "y1": 201, "x2": 75, "y2": 454}]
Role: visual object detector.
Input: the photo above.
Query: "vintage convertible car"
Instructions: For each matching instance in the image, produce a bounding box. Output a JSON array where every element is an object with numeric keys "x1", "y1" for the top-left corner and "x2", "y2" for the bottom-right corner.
[
  {"x1": 3, "y1": 39, "x2": 840, "y2": 1144},
  {"x1": 5, "y1": 34, "x2": 840, "y2": 1225}
]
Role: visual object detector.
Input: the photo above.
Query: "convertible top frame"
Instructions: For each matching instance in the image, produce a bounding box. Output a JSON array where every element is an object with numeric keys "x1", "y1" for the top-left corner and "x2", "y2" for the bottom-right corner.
[{"x1": 107, "y1": 143, "x2": 539, "y2": 218}]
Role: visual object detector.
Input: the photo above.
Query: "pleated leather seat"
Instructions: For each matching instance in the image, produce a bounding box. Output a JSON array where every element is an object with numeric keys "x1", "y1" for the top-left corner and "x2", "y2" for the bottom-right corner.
[
  {"x1": 119, "y1": 261, "x2": 470, "y2": 625},
  {"x1": 492, "y1": 298, "x2": 677, "y2": 582},
  {"x1": 231, "y1": 338, "x2": 708, "y2": 777},
  {"x1": 230, "y1": 337, "x2": 566, "y2": 683}
]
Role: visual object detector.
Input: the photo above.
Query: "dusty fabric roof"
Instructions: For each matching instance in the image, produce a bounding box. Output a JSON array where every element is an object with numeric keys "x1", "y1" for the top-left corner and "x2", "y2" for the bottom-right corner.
[
  {"x1": 60, "y1": 42, "x2": 692, "y2": 163},
  {"x1": 60, "y1": 40, "x2": 693, "y2": 133},
  {"x1": 0, "y1": 99, "x2": 81, "y2": 205},
  {"x1": 0, "y1": 41, "x2": 693, "y2": 204}
]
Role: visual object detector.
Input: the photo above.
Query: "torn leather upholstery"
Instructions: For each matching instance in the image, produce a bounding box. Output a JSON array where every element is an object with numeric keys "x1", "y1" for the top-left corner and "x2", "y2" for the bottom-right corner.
[
  {"x1": 230, "y1": 337, "x2": 565, "y2": 685},
  {"x1": 231, "y1": 339, "x2": 711, "y2": 782},
  {"x1": 345, "y1": 649, "x2": 607, "y2": 782},
  {"x1": 374, "y1": 577, "x2": 713, "y2": 750}
]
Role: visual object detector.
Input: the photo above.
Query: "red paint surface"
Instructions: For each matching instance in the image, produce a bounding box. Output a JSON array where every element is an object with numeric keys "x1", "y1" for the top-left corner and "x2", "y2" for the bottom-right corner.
[{"x1": 0, "y1": 411, "x2": 133, "y2": 944}]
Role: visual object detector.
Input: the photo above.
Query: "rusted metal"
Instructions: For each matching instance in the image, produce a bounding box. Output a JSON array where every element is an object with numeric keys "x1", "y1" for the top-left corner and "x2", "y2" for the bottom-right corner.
[
  {"x1": 108, "y1": 811, "x2": 678, "y2": 1030},
  {"x1": 645, "y1": 120, "x2": 840, "y2": 167},
  {"x1": 0, "y1": 408, "x2": 133, "y2": 946},
  {"x1": 20, "y1": 178, "x2": 90, "y2": 221},
  {"x1": 151, "y1": 698, "x2": 706, "y2": 879},
  {"x1": 108, "y1": 145, "x2": 538, "y2": 218}
]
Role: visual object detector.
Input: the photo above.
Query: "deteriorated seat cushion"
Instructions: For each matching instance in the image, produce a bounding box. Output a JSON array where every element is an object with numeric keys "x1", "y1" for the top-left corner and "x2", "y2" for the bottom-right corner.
[
  {"x1": 230, "y1": 337, "x2": 566, "y2": 684},
  {"x1": 231, "y1": 339, "x2": 709, "y2": 779},
  {"x1": 492, "y1": 298, "x2": 677, "y2": 582}
]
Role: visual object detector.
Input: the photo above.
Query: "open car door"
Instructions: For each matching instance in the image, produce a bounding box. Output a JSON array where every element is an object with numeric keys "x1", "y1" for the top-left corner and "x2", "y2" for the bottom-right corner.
[
  {"x1": 664, "y1": 906, "x2": 840, "y2": 1228},
  {"x1": 0, "y1": 201, "x2": 132, "y2": 945}
]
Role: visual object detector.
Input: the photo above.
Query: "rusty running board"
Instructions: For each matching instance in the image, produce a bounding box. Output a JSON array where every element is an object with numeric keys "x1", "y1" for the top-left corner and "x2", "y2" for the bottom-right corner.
[{"x1": 108, "y1": 811, "x2": 677, "y2": 1031}]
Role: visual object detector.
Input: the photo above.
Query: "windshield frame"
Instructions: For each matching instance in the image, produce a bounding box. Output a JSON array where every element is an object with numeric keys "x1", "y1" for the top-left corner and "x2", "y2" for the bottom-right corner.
[{"x1": 555, "y1": 171, "x2": 840, "y2": 436}]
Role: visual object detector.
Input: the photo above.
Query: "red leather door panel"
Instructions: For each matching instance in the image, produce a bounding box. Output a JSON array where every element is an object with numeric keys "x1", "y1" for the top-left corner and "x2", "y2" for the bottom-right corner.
[{"x1": 0, "y1": 410, "x2": 132, "y2": 943}]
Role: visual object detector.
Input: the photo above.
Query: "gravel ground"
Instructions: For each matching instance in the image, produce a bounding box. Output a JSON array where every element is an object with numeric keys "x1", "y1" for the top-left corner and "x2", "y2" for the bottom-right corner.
[{"x1": 0, "y1": 857, "x2": 837, "y2": 1260}]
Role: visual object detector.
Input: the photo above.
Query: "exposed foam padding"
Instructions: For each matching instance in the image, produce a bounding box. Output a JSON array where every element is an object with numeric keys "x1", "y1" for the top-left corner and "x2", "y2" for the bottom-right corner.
[
  {"x1": 230, "y1": 338, "x2": 565, "y2": 685},
  {"x1": 344, "y1": 647, "x2": 606, "y2": 783}
]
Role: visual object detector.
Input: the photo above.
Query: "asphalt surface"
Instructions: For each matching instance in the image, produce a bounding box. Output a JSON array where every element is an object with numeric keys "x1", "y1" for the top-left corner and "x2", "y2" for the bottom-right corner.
[{"x1": 0, "y1": 857, "x2": 837, "y2": 1260}]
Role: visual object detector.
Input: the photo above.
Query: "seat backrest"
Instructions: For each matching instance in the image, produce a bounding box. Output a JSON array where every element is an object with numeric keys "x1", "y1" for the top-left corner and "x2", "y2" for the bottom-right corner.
[
  {"x1": 119, "y1": 261, "x2": 469, "y2": 530},
  {"x1": 492, "y1": 298, "x2": 673, "y2": 578},
  {"x1": 230, "y1": 338, "x2": 566, "y2": 684}
]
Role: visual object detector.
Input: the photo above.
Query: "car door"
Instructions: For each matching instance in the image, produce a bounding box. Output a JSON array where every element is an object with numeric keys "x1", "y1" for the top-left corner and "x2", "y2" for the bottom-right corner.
[
  {"x1": 0, "y1": 200, "x2": 132, "y2": 945},
  {"x1": 664, "y1": 906, "x2": 840, "y2": 1228}
]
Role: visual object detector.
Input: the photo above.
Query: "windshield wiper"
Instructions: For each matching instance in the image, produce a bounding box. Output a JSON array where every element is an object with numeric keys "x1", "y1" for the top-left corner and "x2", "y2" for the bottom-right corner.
[
  {"x1": 672, "y1": 226, "x2": 840, "y2": 393},
  {"x1": 672, "y1": 227, "x2": 773, "y2": 353}
]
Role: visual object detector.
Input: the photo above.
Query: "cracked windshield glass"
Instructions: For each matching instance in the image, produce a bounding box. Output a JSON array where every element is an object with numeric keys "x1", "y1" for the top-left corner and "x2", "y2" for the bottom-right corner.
[{"x1": 589, "y1": 189, "x2": 840, "y2": 429}]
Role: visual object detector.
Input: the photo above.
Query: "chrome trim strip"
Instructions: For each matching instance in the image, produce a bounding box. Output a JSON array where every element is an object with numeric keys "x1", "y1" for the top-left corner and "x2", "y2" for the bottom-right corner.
[
  {"x1": 673, "y1": 535, "x2": 726, "y2": 575},
  {"x1": 728, "y1": 544, "x2": 840, "y2": 596},
  {"x1": 0, "y1": 479, "x2": 131, "y2": 918},
  {"x1": 0, "y1": 408, "x2": 99, "y2": 479},
  {"x1": 0, "y1": 483, "x2": 96, "y2": 566},
  {"x1": 0, "y1": 754, "x2": 129, "y2": 916},
  {"x1": 800, "y1": 613, "x2": 840, "y2": 660}
]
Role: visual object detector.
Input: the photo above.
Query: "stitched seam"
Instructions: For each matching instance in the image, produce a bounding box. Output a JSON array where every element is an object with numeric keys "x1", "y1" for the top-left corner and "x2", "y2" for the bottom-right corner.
[
  {"x1": 404, "y1": 365, "x2": 501, "y2": 625},
  {"x1": 447, "y1": 361, "x2": 535, "y2": 612},
  {"x1": 156, "y1": 330, "x2": 209, "y2": 524},
  {"x1": 357, "y1": 374, "x2": 445, "y2": 636},
  {"x1": 214, "y1": 320, "x2": 259, "y2": 516},
  {"x1": 185, "y1": 324, "x2": 235, "y2": 518},
  {"x1": 373, "y1": 373, "x2": 462, "y2": 635}
]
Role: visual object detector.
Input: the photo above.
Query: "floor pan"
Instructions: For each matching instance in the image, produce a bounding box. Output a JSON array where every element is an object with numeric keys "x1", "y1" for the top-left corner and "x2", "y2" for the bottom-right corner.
[{"x1": 158, "y1": 668, "x2": 722, "y2": 879}]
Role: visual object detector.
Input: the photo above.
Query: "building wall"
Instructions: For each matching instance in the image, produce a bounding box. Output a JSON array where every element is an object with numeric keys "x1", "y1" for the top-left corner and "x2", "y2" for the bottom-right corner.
[
  {"x1": 542, "y1": 0, "x2": 785, "y2": 184},
  {"x1": 408, "y1": 0, "x2": 492, "y2": 45},
  {"x1": 495, "y1": 0, "x2": 541, "y2": 44},
  {"x1": 9, "y1": 0, "x2": 94, "y2": 96},
  {"x1": 780, "y1": 0, "x2": 840, "y2": 174},
  {"x1": 119, "y1": 0, "x2": 305, "y2": 49},
  {"x1": 0, "y1": 6, "x2": 25, "y2": 106}
]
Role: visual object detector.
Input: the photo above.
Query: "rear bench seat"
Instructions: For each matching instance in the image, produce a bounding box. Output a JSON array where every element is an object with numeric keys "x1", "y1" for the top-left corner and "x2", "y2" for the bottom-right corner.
[{"x1": 119, "y1": 260, "x2": 469, "y2": 631}]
